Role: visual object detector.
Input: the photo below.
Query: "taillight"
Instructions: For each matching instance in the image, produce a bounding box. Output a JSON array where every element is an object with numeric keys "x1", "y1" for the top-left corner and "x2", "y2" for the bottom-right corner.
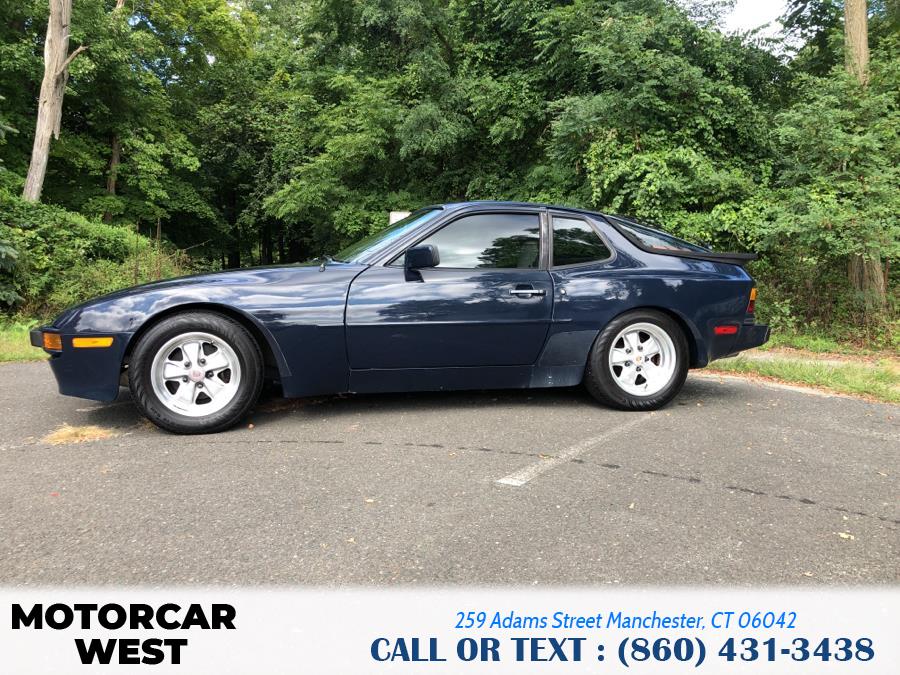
[{"x1": 747, "y1": 287, "x2": 757, "y2": 314}]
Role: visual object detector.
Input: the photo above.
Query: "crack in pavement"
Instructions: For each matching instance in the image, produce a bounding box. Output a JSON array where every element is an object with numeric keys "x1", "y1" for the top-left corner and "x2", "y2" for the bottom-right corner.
[
  {"x1": 169, "y1": 434, "x2": 900, "y2": 528},
  {"x1": 7, "y1": 430, "x2": 898, "y2": 529}
]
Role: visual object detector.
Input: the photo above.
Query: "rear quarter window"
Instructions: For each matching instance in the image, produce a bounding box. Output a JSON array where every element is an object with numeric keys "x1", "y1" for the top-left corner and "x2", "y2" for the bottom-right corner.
[{"x1": 552, "y1": 217, "x2": 612, "y2": 266}]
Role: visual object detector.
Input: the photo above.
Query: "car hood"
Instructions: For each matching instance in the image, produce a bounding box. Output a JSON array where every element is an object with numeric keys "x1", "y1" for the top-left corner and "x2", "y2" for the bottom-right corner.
[{"x1": 51, "y1": 261, "x2": 367, "y2": 331}]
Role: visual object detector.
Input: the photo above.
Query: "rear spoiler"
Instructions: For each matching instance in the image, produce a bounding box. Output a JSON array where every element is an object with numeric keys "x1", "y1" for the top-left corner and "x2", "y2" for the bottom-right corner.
[
  {"x1": 657, "y1": 250, "x2": 758, "y2": 267},
  {"x1": 601, "y1": 214, "x2": 758, "y2": 268}
]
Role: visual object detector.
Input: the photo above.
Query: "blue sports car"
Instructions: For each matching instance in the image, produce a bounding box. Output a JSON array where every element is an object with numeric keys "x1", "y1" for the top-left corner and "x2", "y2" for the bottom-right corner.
[{"x1": 31, "y1": 202, "x2": 769, "y2": 433}]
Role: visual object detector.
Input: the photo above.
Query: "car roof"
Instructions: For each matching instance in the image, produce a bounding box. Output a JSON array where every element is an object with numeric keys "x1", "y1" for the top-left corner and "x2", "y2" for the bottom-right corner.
[
  {"x1": 428, "y1": 201, "x2": 685, "y2": 244},
  {"x1": 426, "y1": 200, "x2": 610, "y2": 219}
]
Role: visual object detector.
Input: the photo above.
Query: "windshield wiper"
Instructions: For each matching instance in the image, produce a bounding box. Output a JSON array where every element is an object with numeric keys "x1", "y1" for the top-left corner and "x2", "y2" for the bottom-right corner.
[{"x1": 318, "y1": 254, "x2": 339, "y2": 271}]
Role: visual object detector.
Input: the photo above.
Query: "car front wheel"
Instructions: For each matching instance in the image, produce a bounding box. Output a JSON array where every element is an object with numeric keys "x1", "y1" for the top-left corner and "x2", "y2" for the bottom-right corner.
[
  {"x1": 129, "y1": 312, "x2": 264, "y2": 434},
  {"x1": 584, "y1": 310, "x2": 689, "y2": 411}
]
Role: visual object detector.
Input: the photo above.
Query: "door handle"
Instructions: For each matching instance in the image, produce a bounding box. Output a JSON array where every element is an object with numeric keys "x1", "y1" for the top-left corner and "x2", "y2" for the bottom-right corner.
[{"x1": 509, "y1": 286, "x2": 546, "y2": 297}]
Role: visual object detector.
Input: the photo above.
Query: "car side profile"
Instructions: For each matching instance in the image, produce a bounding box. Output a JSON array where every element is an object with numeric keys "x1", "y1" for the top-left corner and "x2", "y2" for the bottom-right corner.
[{"x1": 31, "y1": 202, "x2": 769, "y2": 433}]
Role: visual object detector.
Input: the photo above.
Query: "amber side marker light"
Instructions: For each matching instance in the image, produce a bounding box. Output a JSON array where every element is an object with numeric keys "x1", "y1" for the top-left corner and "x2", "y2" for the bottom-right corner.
[
  {"x1": 42, "y1": 332, "x2": 63, "y2": 351},
  {"x1": 747, "y1": 287, "x2": 757, "y2": 314},
  {"x1": 72, "y1": 336, "x2": 114, "y2": 349}
]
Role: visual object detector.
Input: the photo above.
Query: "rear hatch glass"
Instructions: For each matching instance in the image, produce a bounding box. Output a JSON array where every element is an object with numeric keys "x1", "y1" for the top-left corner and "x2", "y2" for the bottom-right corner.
[{"x1": 606, "y1": 215, "x2": 709, "y2": 253}]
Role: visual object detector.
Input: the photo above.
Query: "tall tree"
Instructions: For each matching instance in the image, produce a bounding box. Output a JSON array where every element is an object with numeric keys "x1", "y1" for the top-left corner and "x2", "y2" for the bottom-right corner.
[
  {"x1": 845, "y1": 0, "x2": 870, "y2": 84},
  {"x1": 22, "y1": 0, "x2": 85, "y2": 202},
  {"x1": 844, "y1": 0, "x2": 886, "y2": 312}
]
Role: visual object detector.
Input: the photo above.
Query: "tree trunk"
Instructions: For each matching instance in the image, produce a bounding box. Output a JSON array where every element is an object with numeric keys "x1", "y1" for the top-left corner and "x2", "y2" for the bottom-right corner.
[
  {"x1": 155, "y1": 218, "x2": 162, "y2": 280},
  {"x1": 102, "y1": 134, "x2": 121, "y2": 223},
  {"x1": 226, "y1": 188, "x2": 240, "y2": 268},
  {"x1": 844, "y1": 0, "x2": 885, "y2": 316},
  {"x1": 22, "y1": 0, "x2": 85, "y2": 202},
  {"x1": 848, "y1": 255, "x2": 886, "y2": 315},
  {"x1": 226, "y1": 241, "x2": 241, "y2": 269},
  {"x1": 261, "y1": 223, "x2": 273, "y2": 265},
  {"x1": 288, "y1": 238, "x2": 304, "y2": 263},
  {"x1": 844, "y1": 0, "x2": 869, "y2": 86}
]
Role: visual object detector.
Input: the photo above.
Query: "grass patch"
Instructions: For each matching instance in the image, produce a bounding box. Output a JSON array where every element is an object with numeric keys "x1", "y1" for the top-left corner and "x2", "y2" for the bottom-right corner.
[
  {"x1": 709, "y1": 355, "x2": 900, "y2": 404},
  {"x1": 757, "y1": 327, "x2": 899, "y2": 356},
  {"x1": 760, "y1": 332, "x2": 855, "y2": 354},
  {"x1": 0, "y1": 321, "x2": 46, "y2": 363}
]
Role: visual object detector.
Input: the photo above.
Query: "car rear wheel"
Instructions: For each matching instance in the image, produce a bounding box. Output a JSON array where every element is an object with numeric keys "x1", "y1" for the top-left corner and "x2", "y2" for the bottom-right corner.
[
  {"x1": 584, "y1": 310, "x2": 688, "y2": 411},
  {"x1": 129, "y1": 312, "x2": 263, "y2": 434}
]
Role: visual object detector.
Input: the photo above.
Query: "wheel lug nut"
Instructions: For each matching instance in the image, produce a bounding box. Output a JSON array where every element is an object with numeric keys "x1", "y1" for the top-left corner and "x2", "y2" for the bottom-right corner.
[
  {"x1": 197, "y1": 383, "x2": 203, "y2": 389},
  {"x1": 637, "y1": 345, "x2": 643, "y2": 351},
  {"x1": 182, "y1": 376, "x2": 188, "y2": 383},
  {"x1": 625, "y1": 348, "x2": 631, "y2": 354},
  {"x1": 625, "y1": 361, "x2": 632, "y2": 367},
  {"x1": 184, "y1": 361, "x2": 190, "y2": 368},
  {"x1": 199, "y1": 358, "x2": 206, "y2": 365},
  {"x1": 206, "y1": 371, "x2": 213, "y2": 378},
  {"x1": 636, "y1": 367, "x2": 642, "y2": 372}
]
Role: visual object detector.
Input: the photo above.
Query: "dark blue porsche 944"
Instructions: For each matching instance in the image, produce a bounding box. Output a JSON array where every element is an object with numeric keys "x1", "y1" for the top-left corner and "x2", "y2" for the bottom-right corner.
[{"x1": 32, "y1": 202, "x2": 769, "y2": 433}]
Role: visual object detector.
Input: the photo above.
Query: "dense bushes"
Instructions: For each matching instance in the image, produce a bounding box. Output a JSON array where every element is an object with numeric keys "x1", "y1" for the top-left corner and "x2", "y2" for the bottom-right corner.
[
  {"x1": 0, "y1": 185, "x2": 189, "y2": 317},
  {"x1": 0, "y1": 237, "x2": 18, "y2": 307}
]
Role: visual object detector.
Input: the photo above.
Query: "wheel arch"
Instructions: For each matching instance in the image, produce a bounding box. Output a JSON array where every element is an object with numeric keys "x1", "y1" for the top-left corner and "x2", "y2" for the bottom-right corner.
[
  {"x1": 122, "y1": 303, "x2": 290, "y2": 382},
  {"x1": 600, "y1": 305, "x2": 704, "y2": 369}
]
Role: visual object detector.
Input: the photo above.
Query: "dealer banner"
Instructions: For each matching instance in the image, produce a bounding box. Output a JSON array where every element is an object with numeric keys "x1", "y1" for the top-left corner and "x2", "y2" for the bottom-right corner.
[{"x1": 2, "y1": 588, "x2": 897, "y2": 673}]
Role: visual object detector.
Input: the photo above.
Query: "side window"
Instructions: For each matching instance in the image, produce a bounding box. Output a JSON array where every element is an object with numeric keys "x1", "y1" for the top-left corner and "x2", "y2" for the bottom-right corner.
[
  {"x1": 552, "y1": 217, "x2": 612, "y2": 266},
  {"x1": 419, "y1": 213, "x2": 541, "y2": 269}
]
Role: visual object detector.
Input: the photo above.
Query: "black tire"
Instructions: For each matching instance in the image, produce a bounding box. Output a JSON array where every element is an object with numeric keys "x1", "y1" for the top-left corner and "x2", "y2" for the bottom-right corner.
[
  {"x1": 584, "y1": 309, "x2": 689, "y2": 411},
  {"x1": 129, "y1": 311, "x2": 264, "y2": 434}
]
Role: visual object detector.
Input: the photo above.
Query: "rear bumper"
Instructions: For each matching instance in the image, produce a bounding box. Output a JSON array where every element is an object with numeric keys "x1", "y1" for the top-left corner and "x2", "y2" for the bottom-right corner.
[
  {"x1": 708, "y1": 322, "x2": 770, "y2": 362},
  {"x1": 31, "y1": 326, "x2": 128, "y2": 402},
  {"x1": 732, "y1": 323, "x2": 770, "y2": 353}
]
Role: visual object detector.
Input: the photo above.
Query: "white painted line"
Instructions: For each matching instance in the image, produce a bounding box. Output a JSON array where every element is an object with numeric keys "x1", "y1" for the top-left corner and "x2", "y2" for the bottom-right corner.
[{"x1": 496, "y1": 414, "x2": 648, "y2": 487}]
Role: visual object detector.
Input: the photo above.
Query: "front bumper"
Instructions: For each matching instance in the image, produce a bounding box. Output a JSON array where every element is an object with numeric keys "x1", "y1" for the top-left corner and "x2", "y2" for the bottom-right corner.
[{"x1": 31, "y1": 326, "x2": 129, "y2": 402}]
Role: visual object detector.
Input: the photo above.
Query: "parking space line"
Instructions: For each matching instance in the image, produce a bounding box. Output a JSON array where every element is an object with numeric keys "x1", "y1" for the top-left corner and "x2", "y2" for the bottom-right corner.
[{"x1": 496, "y1": 414, "x2": 649, "y2": 487}]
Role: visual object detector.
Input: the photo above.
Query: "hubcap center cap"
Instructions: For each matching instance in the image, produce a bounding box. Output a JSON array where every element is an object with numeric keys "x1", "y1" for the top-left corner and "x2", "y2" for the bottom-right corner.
[{"x1": 188, "y1": 368, "x2": 205, "y2": 382}]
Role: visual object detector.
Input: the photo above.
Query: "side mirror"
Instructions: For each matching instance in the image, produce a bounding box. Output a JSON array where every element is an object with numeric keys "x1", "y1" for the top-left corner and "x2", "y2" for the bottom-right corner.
[{"x1": 404, "y1": 244, "x2": 440, "y2": 270}]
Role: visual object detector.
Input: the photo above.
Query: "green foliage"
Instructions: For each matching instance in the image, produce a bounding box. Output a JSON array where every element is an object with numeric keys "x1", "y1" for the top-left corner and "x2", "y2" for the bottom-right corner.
[
  {"x1": 0, "y1": 94, "x2": 15, "y2": 145},
  {"x1": 0, "y1": 186, "x2": 188, "y2": 316},
  {"x1": 0, "y1": 0, "x2": 251, "y2": 233},
  {"x1": 768, "y1": 63, "x2": 899, "y2": 262},
  {"x1": 0, "y1": 238, "x2": 19, "y2": 307}
]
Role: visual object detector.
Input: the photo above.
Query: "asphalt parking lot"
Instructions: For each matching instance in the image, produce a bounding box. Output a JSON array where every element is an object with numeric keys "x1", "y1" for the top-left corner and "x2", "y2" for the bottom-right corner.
[{"x1": 0, "y1": 361, "x2": 897, "y2": 586}]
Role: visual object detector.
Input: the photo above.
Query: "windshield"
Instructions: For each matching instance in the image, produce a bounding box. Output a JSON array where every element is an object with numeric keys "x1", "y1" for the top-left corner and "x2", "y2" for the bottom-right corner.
[{"x1": 335, "y1": 209, "x2": 441, "y2": 263}]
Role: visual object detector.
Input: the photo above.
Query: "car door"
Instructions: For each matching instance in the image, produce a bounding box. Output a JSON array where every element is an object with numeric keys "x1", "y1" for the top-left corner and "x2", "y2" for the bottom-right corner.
[{"x1": 345, "y1": 210, "x2": 553, "y2": 369}]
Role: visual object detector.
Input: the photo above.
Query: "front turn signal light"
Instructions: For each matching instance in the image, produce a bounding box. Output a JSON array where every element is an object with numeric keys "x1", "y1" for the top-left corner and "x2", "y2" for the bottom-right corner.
[
  {"x1": 72, "y1": 336, "x2": 114, "y2": 349},
  {"x1": 42, "y1": 332, "x2": 63, "y2": 351}
]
